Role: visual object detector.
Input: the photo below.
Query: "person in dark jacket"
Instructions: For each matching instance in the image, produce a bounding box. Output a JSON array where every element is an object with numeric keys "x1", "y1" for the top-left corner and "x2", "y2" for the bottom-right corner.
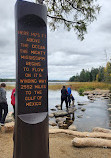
[
  {"x1": 0, "y1": 83, "x2": 8, "y2": 126},
  {"x1": 61, "y1": 86, "x2": 68, "y2": 110}
]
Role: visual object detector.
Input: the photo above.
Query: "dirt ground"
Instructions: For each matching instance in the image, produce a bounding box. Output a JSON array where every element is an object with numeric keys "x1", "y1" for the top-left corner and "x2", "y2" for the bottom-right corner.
[{"x1": 0, "y1": 132, "x2": 111, "y2": 158}]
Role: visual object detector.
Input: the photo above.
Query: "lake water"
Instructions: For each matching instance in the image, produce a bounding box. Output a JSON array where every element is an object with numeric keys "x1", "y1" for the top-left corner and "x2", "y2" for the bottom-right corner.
[
  {"x1": 49, "y1": 90, "x2": 111, "y2": 131},
  {"x1": 6, "y1": 82, "x2": 111, "y2": 132}
]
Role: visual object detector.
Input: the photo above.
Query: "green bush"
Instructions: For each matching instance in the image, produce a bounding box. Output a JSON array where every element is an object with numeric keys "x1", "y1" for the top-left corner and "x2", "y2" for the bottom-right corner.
[{"x1": 78, "y1": 88, "x2": 84, "y2": 96}]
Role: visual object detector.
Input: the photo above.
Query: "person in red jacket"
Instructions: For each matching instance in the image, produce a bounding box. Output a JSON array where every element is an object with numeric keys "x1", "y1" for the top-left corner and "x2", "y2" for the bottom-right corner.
[{"x1": 11, "y1": 88, "x2": 15, "y2": 118}]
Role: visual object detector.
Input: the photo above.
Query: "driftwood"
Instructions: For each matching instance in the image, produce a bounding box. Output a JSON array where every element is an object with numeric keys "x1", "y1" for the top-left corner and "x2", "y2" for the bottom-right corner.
[
  {"x1": 72, "y1": 137, "x2": 111, "y2": 148},
  {"x1": 49, "y1": 129, "x2": 111, "y2": 140},
  {"x1": 92, "y1": 127, "x2": 111, "y2": 133}
]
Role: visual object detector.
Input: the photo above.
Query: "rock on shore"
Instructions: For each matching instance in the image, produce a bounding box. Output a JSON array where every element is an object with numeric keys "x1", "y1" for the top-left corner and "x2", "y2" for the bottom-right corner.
[
  {"x1": 83, "y1": 89, "x2": 111, "y2": 100},
  {"x1": 0, "y1": 122, "x2": 14, "y2": 133}
]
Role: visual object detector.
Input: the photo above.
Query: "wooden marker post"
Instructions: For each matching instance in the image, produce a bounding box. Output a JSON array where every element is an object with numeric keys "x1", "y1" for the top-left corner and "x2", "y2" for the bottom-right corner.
[{"x1": 15, "y1": 1, "x2": 49, "y2": 158}]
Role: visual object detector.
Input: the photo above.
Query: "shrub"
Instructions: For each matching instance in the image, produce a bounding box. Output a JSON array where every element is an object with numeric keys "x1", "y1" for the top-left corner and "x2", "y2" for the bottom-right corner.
[{"x1": 78, "y1": 88, "x2": 84, "y2": 96}]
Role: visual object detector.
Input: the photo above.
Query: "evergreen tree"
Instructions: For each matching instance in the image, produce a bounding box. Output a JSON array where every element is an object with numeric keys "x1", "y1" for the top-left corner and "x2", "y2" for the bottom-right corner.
[
  {"x1": 96, "y1": 66, "x2": 104, "y2": 82},
  {"x1": 90, "y1": 68, "x2": 99, "y2": 81},
  {"x1": 69, "y1": 75, "x2": 75, "y2": 82},
  {"x1": 85, "y1": 70, "x2": 91, "y2": 82},
  {"x1": 79, "y1": 69, "x2": 86, "y2": 82}
]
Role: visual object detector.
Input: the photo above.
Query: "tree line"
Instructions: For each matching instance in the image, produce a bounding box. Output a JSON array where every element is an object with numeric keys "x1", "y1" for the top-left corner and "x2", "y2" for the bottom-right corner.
[
  {"x1": 0, "y1": 79, "x2": 15, "y2": 82},
  {"x1": 69, "y1": 62, "x2": 111, "y2": 83}
]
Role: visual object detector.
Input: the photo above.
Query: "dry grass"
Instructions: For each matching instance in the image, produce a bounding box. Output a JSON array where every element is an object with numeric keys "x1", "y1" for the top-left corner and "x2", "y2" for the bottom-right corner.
[
  {"x1": 5, "y1": 82, "x2": 111, "y2": 91},
  {"x1": 6, "y1": 85, "x2": 15, "y2": 90},
  {"x1": 48, "y1": 82, "x2": 111, "y2": 91}
]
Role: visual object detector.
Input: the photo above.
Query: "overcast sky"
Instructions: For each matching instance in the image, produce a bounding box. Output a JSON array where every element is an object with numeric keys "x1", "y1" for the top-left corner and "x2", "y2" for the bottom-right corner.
[{"x1": 0, "y1": 0, "x2": 111, "y2": 80}]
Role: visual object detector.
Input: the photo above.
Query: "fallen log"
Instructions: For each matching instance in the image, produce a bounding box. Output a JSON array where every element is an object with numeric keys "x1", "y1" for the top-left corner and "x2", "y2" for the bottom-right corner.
[
  {"x1": 49, "y1": 129, "x2": 111, "y2": 140},
  {"x1": 72, "y1": 137, "x2": 111, "y2": 148},
  {"x1": 92, "y1": 127, "x2": 111, "y2": 133}
]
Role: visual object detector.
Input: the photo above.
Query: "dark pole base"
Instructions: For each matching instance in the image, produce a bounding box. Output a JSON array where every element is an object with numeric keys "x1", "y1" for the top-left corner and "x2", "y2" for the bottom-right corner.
[{"x1": 15, "y1": 113, "x2": 49, "y2": 158}]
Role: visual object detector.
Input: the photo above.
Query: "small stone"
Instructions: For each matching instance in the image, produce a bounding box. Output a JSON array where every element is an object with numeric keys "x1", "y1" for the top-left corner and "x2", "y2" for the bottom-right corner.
[
  {"x1": 89, "y1": 98, "x2": 95, "y2": 101},
  {"x1": 62, "y1": 124, "x2": 68, "y2": 129},
  {"x1": 58, "y1": 122, "x2": 68, "y2": 129},
  {"x1": 108, "y1": 108, "x2": 111, "y2": 111},
  {"x1": 49, "y1": 113, "x2": 54, "y2": 118},
  {"x1": 65, "y1": 116, "x2": 71, "y2": 120},
  {"x1": 81, "y1": 108, "x2": 86, "y2": 112},
  {"x1": 50, "y1": 108, "x2": 56, "y2": 111},
  {"x1": 77, "y1": 102, "x2": 86, "y2": 106},
  {"x1": 49, "y1": 121, "x2": 57, "y2": 126},
  {"x1": 83, "y1": 91, "x2": 90, "y2": 95},
  {"x1": 104, "y1": 97, "x2": 109, "y2": 99},
  {"x1": 88, "y1": 95, "x2": 93, "y2": 99},
  {"x1": 55, "y1": 105, "x2": 61, "y2": 108},
  {"x1": 54, "y1": 111, "x2": 68, "y2": 117},
  {"x1": 58, "y1": 121, "x2": 64, "y2": 126},
  {"x1": 68, "y1": 125, "x2": 77, "y2": 131},
  {"x1": 77, "y1": 115, "x2": 83, "y2": 118},
  {"x1": 68, "y1": 108, "x2": 76, "y2": 114},
  {"x1": 108, "y1": 104, "x2": 111, "y2": 106},
  {"x1": 57, "y1": 107, "x2": 61, "y2": 110},
  {"x1": 1, "y1": 122, "x2": 14, "y2": 133},
  {"x1": 55, "y1": 117, "x2": 66, "y2": 123},
  {"x1": 96, "y1": 96, "x2": 101, "y2": 98},
  {"x1": 55, "y1": 105, "x2": 62, "y2": 110},
  {"x1": 68, "y1": 120, "x2": 73, "y2": 124}
]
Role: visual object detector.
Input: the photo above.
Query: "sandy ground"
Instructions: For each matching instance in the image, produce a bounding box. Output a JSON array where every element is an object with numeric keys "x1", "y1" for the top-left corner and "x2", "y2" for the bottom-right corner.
[{"x1": 0, "y1": 132, "x2": 111, "y2": 158}]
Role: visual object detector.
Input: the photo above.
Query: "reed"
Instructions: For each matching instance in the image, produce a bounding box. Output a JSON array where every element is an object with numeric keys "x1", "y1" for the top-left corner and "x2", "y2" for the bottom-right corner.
[
  {"x1": 5, "y1": 82, "x2": 111, "y2": 91},
  {"x1": 6, "y1": 85, "x2": 15, "y2": 90},
  {"x1": 48, "y1": 82, "x2": 111, "y2": 91}
]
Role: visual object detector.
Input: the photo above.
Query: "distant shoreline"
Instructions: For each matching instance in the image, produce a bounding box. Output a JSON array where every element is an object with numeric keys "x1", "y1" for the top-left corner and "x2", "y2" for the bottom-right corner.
[
  {"x1": 0, "y1": 79, "x2": 68, "y2": 82},
  {"x1": 3, "y1": 81, "x2": 111, "y2": 92}
]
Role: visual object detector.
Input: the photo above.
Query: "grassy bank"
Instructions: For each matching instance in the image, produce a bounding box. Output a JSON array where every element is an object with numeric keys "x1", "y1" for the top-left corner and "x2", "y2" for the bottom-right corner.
[
  {"x1": 48, "y1": 82, "x2": 111, "y2": 91},
  {"x1": 5, "y1": 82, "x2": 111, "y2": 92},
  {"x1": 6, "y1": 85, "x2": 15, "y2": 90}
]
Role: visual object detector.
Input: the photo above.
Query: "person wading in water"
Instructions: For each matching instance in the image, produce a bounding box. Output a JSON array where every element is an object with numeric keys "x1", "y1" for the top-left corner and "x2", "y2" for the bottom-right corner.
[{"x1": 61, "y1": 86, "x2": 68, "y2": 110}]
